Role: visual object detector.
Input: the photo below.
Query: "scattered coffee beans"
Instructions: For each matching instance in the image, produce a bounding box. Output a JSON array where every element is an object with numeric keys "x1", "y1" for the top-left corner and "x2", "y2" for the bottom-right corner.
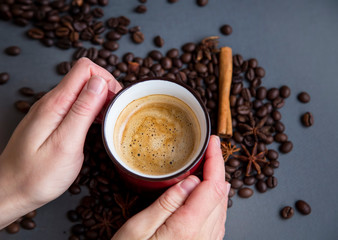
[
  {"x1": 154, "y1": 36, "x2": 164, "y2": 47},
  {"x1": 0, "y1": 72, "x2": 9, "y2": 84},
  {"x1": 132, "y1": 31, "x2": 144, "y2": 43},
  {"x1": 301, "y1": 112, "x2": 314, "y2": 127},
  {"x1": 238, "y1": 187, "x2": 254, "y2": 198},
  {"x1": 220, "y1": 24, "x2": 232, "y2": 36},
  {"x1": 196, "y1": 0, "x2": 208, "y2": 7},
  {"x1": 135, "y1": 5, "x2": 147, "y2": 13},
  {"x1": 281, "y1": 206, "x2": 294, "y2": 219},
  {"x1": 5, "y1": 222, "x2": 20, "y2": 234},
  {"x1": 295, "y1": 200, "x2": 311, "y2": 215}
]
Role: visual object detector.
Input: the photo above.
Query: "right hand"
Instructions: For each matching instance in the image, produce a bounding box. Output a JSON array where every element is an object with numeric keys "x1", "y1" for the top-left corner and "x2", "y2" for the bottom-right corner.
[{"x1": 112, "y1": 135, "x2": 231, "y2": 240}]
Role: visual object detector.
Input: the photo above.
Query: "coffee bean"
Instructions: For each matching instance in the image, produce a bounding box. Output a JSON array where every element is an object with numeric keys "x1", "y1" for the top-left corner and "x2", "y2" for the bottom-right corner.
[
  {"x1": 279, "y1": 85, "x2": 291, "y2": 98},
  {"x1": 298, "y1": 92, "x2": 311, "y2": 103},
  {"x1": 72, "y1": 224, "x2": 85, "y2": 235},
  {"x1": 69, "y1": 184, "x2": 81, "y2": 194},
  {"x1": 253, "y1": 99, "x2": 263, "y2": 109},
  {"x1": 279, "y1": 141, "x2": 293, "y2": 153},
  {"x1": 281, "y1": 206, "x2": 294, "y2": 219},
  {"x1": 0, "y1": 72, "x2": 10, "y2": 85},
  {"x1": 272, "y1": 110, "x2": 282, "y2": 121},
  {"x1": 248, "y1": 58, "x2": 258, "y2": 68},
  {"x1": 149, "y1": 50, "x2": 162, "y2": 61},
  {"x1": 27, "y1": 28, "x2": 45, "y2": 39},
  {"x1": 256, "y1": 106, "x2": 268, "y2": 117},
  {"x1": 243, "y1": 176, "x2": 256, "y2": 186},
  {"x1": 228, "y1": 198, "x2": 233, "y2": 208},
  {"x1": 256, "y1": 87, "x2": 267, "y2": 100},
  {"x1": 106, "y1": 31, "x2": 121, "y2": 41},
  {"x1": 135, "y1": 5, "x2": 147, "y2": 13},
  {"x1": 220, "y1": 24, "x2": 232, "y2": 35},
  {"x1": 194, "y1": 62, "x2": 207, "y2": 73},
  {"x1": 196, "y1": 0, "x2": 208, "y2": 6},
  {"x1": 233, "y1": 54, "x2": 244, "y2": 68},
  {"x1": 228, "y1": 158, "x2": 240, "y2": 168},
  {"x1": 5, "y1": 46, "x2": 21, "y2": 56},
  {"x1": 267, "y1": 149, "x2": 279, "y2": 160},
  {"x1": 108, "y1": 54, "x2": 119, "y2": 66},
  {"x1": 272, "y1": 97, "x2": 285, "y2": 109},
  {"x1": 255, "y1": 180, "x2": 267, "y2": 193},
  {"x1": 295, "y1": 200, "x2": 311, "y2": 215},
  {"x1": 257, "y1": 142, "x2": 266, "y2": 153},
  {"x1": 15, "y1": 100, "x2": 31, "y2": 113},
  {"x1": 233, "y1": 131, "x2": 243, "y2": 143},
  {"x1": 20, "y1": 219, "x2": 36, "y2": 230},
  {"x1": 182, "y1": 42, "x2": 196, "y2": 52},
  {"x1": 154, "y1": 35, "x2": 164, "y2": 47},
  {"x1": 267, "y1": 88, "x2": 279, "y2": 100},
  {"x1": 103, "y1": 40, "x2": 119, "y2": 51},
  {"x1": 132, "y1": 31, "x2": 144, "y2": 44},
  {"x1": 301, "y1": 112, "x2": 314, "y2": 127},
  {"x1": 255, "y1": 67, "x2": 265, "y2": 78},
  {"x1": 230, "y1": 178, "x2": 244, "y2": 189},
  {"x1": 19, "y1": 87, "x2": 35, "y2": 96},
  {"x1": 270, "y1": 160, "x2": 280, "y2": 168},
  {"x1": 5, "y1": 222, "x2": 20, "y2": 234},
  {"x1": 238, "y1": 187, "x2": 253, "y2": 198},
  {"x1": 57, "y1": 61, "x2": 71, "y2": 75},
  {"x1": 180, "y1": 52, "x2": 192, "y2": 63},
  {"x1": 255, "y1": 173, "x2": 265, "y2": 180},
  {"x1": 245, "y1": 68, "x2": 255, "y2": 81},
  {"x1": 274, "y1": 133, "x2": 288, "y2": 143},
  {"x1": 266, "y1": 176, "x2": 277, "y2": 188},
  {"x1": 122, "y1": 52, "x2": 134, "y2": 63},
  {"x1": 274, "y1": 121, "x2": 285, "y2": 133},
  {"x1": 241, "y1": 88, "x2": 251, "y2": 101},
  {"x1": 73, "y1": 47, "x2": 87, "y2": 60},
  {"x1": 237, "y1": 105, "x2": 251, "y2": 115},
  {"x1": 167, "y1": 48, "x2": 179, "y2": 58}
]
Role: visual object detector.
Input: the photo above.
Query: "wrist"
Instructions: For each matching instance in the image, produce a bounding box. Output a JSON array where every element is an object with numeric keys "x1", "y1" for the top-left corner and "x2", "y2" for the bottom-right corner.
[{"x1": 0, "y1": 155, "x2": 37, "y2": 229}]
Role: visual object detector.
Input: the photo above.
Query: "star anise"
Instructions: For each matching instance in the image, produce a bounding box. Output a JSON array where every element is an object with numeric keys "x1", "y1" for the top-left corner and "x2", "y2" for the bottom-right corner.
[
  {"x1": 114, "y1": 193, "x2": 138, "y2": 219},
  {"x1": 238, "y1": 113, "x2": 272, "y2": 142},
  {"x1": 236, "y1": 143, "x2": 267, "y2": 176},
  {"x1": 221, "y1": 141, "x2": 240, "y2": 162},
  {"x1": 91, "y1": 210, "x2": 120, "y2": 238}
]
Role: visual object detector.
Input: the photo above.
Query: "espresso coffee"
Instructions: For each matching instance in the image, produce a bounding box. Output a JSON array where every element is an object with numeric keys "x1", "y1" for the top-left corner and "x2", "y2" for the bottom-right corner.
[{"x1": 114, "y1": 94, "x2": 201, "y2": 175}]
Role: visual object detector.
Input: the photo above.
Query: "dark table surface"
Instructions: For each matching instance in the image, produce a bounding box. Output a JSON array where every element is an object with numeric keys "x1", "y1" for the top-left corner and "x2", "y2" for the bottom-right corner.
[{"x1": 1, "y1": 0, "x2": 338, "y2": 239}]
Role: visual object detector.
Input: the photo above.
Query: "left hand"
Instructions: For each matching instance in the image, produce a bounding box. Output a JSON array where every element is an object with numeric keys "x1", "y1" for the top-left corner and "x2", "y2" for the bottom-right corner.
[{"x1": 0, "y1": 58, "x2": 122, "y2": 229}]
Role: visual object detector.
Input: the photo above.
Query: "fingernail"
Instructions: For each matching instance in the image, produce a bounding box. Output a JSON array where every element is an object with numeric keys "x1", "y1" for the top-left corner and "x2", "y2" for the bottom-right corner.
[
  {"x1": 180, "y1": 176, "x2": 200, "y2": 195},
  {"x1": 87, "y1": 75, "x2": 106, "y2": 95},
  {"x1": 214, "y1": 135, "x2": 221, "y2": 147}
]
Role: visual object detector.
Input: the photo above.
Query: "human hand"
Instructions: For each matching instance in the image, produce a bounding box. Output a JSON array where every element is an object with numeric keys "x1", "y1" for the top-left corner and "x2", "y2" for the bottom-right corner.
[
  {"x1": 0, "y1": 58, "x2": 122, "y2": 228},
  {"x1": 112, "y1": 135, "x2": 230, "y2": 240}
]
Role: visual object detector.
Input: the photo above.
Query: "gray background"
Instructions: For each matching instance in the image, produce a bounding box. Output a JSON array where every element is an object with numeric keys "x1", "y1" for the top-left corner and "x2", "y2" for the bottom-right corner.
[{"x1": 1, "y1": 0, "x2": 338, "y2": 239}]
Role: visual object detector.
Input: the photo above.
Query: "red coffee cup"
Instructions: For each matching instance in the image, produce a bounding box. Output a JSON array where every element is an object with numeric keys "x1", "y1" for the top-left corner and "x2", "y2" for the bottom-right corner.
[{"x1": 102, "y1": 79, "x2": 210, "y2": 191}]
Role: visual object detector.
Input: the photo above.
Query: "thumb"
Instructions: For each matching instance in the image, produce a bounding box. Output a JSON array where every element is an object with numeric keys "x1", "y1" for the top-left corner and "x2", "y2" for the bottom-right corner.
[
  {"x1": 56, "y1": 75, "x2": 108, "y2": 149},
  {"x1": 112, "y1": 175, "x2": 200, "y2": 240}
]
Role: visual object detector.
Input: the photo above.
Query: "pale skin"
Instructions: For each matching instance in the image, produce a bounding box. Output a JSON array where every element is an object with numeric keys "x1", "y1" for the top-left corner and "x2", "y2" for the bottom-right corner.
[{"x1": 0, "y1": 58, "x2": 230, "y2": 239}]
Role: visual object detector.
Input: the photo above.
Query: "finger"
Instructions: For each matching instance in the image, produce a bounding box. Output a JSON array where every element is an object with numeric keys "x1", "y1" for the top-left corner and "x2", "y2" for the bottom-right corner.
[
  {"x1": 203, "y1": 135, "x2": 225, "y2": 182},
  {"x1": 50, "y1": 75, "x2": 108, "y2": 150},
  {"x1": 158, "y1": 181, "x2": 230, "y2": 239},
  {"x1": 113, "y1": 176, "x2": 200, "y2": 240}
]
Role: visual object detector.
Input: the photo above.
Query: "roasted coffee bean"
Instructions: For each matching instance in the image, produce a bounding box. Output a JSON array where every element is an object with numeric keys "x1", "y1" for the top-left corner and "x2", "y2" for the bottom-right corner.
[
  {"x1": 154, "y1": 35, "x2": 164, "y2": 47},
  {"x1": 298, "y1": 92, "x2": 311, "y2": 103},
  {"x1": 106, "y1": 31, "x2": 121, "y2": 41},
  {"x1": 245, "y1": 68, "x2": 255, "y2": 81},
  {"x1": 241, "y1": 88, "x2": 251, "y2": 101},
  {"x1": 228, "y1": 188, "x2": 236, "y2": 198},
  {"x1": 241, "y1": 61, "x2": 249, "y2": 72},
  {"x1": 272, "y1": 110, "x2": 282, "y2": 121},
  {"x1": 274, "y1": 133, "x2": 288, "y2": 143},
  {"x1": 281, "y1": 206, "x2": 294, "y2": 219},
  {"x1": 135, "y1": 5, "x2": 147, "y2": 13},
  {"x1": 129, "y1": 26, "x2": 141, "y2": 33},
  {"x1": 220, "y1": 24, "x2": 232, "y2": 35},
  {"x1": 266, "y1": 176, "x2": 277, "y2": 188},
  {"x1": 69, "y1": 184, "x2": 81, "y2": 194},
  {"x1": 279, "y1": 85, "x2": 291, "y2": 98},
  {"x1": 233, "y1": 54, "x2": 243, "y2": 67},
  {"x1": 194, "y1": 62, "x2": 207, "y2": 73},
  {"x1": 182, "y1": 42, "x2": 196, "y2": 52},
  {"x1": 228, "y1": 198, "x2": 233, "y2": 208},
  {"x1": 0, "y1": 72, "x2": 10, "y2": 84},
  {"x1": 24, "y1": 210, "x2": 37, "y2": 219},
  {"x1": 237, "y1": 105, "x2": 251, "y2": 115},
  {"x1": 279, "y1": 141, "x2": 293, "y2": 153},
  {"x1": 72, "y1": 224, "x2": 85, "y2": 235},
  {"x1": 255, "y1": 180, "x2": 267, "y2": 193},
  {"x1": 27, "y1": 28, "x2": 44, "y2": 39},
  {"x1": 255, "y1": 173, "x2": 265, "y2": 180},
  {"x1": 265, "y1": 116, "x2": 274, "y2": 126},
  {"x1": 112, "y1": 69, "x2": 121, "y2": 78},
  {"x1": 267, "y1": 88, "x2": 279, "y2": 100},
  {"x1": 231, "y1": 83, "x2": 243, "y2": 95},
  {"x1": 123, "y1": 52, "x2": 134, "y2": 63},
  {"x1": 248, "y1": 58, "x2": 258, "y2": 68},
  {"x1": 20, "y1": 219, "x2": 36, "y2": 230},
  {"x1": 196, "y1": 0, "x2": 208, "y2": 6},
  {"x1": 253, "y1": 99, "x2": 263, "y2": 109},
  {"x1": 256, "y1": 106, "x2": 268, "y2": 117},
  {"x1": 264, "y1": 103, "x2": 273, "y2": 113},
  {"x1": 251, "y1": 78, "x2": 262, "y2": 88},
  {"x1": 228, "y1": 158, "x2": 240, "y2": 168},
  {"x1": 5, "y1": 46, "x2": 21, "y2": 56},
  {"x1": 108, "y1": 54, "x2": 119, "y2": 66},
  {"x1": 55, "y1": 38, "x2": 72, "y2": 49},
  {"x1": 255, "y1": 67, "x2": 265, "y2": 78},
  {"x1": 225, "y1": 165, "x2": 236, "y2": 174},
  {"x1": 160, "y1": 57, "x2": 172, "y2": 70},
  {"x1": 67, "y1": 210, "x2": 79, "y2": 222},
  {"x1": 301, "y1": 112, "x2": 314, "y2": 127},
  {"x1": 118, "y1": 16, "x2": 131, "y2": 26},
  {"x1": 295, "y1": 200, "x2": 311, "y2": 215},
  {"x1": 94, "y1": 57, "x2": 107, "y2": 67},
  {"x1": 267, "y1": 149, "x2": 279, "y2": 160},
  {"x1": 73, "y1": 47, "x2": 87, "y2": 60},
  {"x1": 86, "y1": 230, "x2": 98, "y2": 239},
  {"x1": 274, "y1": 121, "x2": 285, "y2": 133},
  {"x1": 238, "y1": 187, "x2": 253, "y2": 198},
  {"x1": 5, "y1": 222, "x2": 20, "y2": 234},
  {"x1": 19, "y1": 87, "x2": 35, "y2": 96},
  {"x1": 15, "y1": 100, "x2": 31, "y2": 113},
  {"x1": 272, "y1": 97, "x2": 285, "y2": 109},
  {"x1": 257, "y1": 142, "x2": 266, "y2": 153},
  {"x1": 69, "y1": 235, "x2": 80, "y2": 240},
  {"x1": 230, "y1": 178, "x2": 243, "y2": 189},
  {"x1": 132, "y1": 31, "x2": 144, "y2": 43},
  {"x1": 103, "y1": 41, "x2": 119, "y2": 51},
  {"x1": 262, "y1": 166, "x2": 274, "y2": 177},
  {"x1": 243, "y1": 176, "x2": 256, "y2": 186},
  {"x1": 98, "y1": 49, "x2": 111, "y2": 59},
  {"x1": 270, "y1": 160, "x2": 280, "y2": 168},
  {"x1": 256, "y1": 87, "x2": 267, "y2": 100},
  {"x1": 149, "y1": 50, "x2": 162, "y2": 61},
  {"x1": 233, "y1": 131, "x2": 243, "y2": 143},
  {"x1": 167, "y1": 48, "x2": 179, "y2": 58},
  {"x1": 57, "y1": 61, "x2": 71, "y2": 75},
  {"x1": 232, "y1": 169, "x2": 243, "y2": 178}
]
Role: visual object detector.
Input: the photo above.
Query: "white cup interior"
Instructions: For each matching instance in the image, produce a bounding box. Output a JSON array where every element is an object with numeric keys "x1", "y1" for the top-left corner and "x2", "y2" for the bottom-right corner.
[{"x1": 103, "y1": 79, "x2": 209, "y2": 179}]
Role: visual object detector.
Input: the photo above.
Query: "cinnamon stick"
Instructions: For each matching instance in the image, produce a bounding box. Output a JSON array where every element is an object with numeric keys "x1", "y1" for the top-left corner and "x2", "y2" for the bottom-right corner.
[{"x1": 217, "y1": 47, "x2": 233, "y2": 138}]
